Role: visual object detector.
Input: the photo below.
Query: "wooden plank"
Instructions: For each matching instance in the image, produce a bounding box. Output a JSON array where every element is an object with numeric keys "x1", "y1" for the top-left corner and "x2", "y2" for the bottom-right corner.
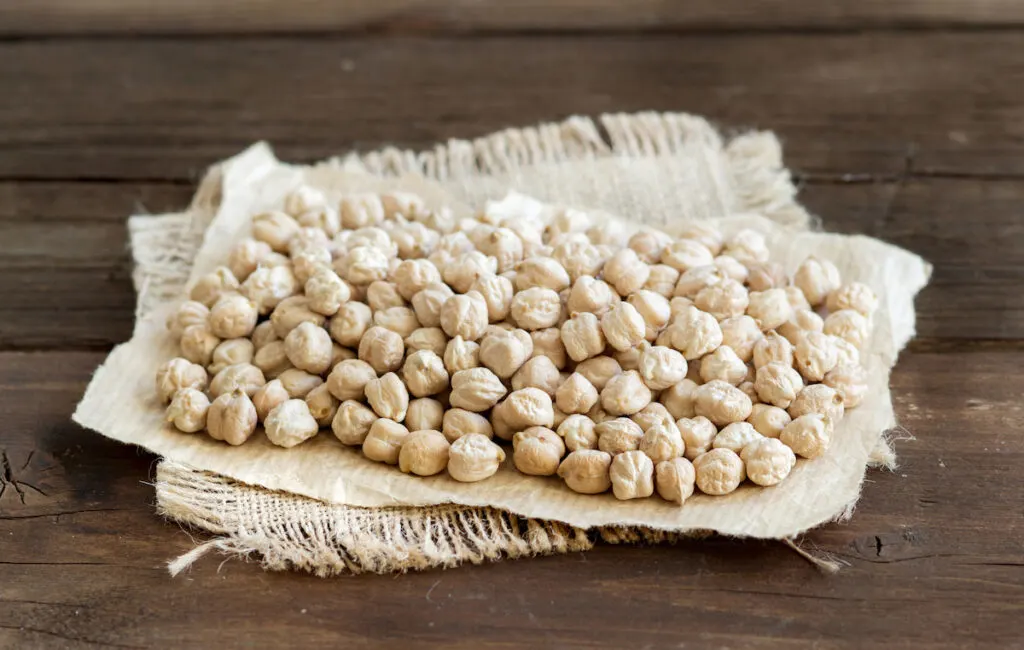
[
  {"x1": 0, "y1": 350, "x2": 1020, "y2": 648},
  {"x1": 1, "y1": 0, "x2": 1023, "y2": 35},
  {"x1": 1, "y1": 34, "x2": 1023, "y2": 181}
]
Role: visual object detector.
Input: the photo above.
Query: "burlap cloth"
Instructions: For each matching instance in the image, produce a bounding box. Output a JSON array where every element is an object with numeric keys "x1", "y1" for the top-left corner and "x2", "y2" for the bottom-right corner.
[{"x1": 74, "y1": 113, "x2": 931, "y2": 576}]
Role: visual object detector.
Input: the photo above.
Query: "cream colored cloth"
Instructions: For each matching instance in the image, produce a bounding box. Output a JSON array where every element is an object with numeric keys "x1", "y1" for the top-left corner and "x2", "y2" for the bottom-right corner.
[{"x1": 74, "y1": 113, "x2": 930, "y2": 574}]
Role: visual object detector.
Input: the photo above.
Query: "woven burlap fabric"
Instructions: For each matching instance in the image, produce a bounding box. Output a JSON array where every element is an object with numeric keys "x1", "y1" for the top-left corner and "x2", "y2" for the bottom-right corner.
[{"x1": 75, "y1": 113, "x2": 930, "y2": 575}]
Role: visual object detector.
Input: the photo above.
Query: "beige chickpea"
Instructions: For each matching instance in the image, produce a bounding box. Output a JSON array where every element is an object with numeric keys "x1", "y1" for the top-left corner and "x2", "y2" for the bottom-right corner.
[
  {"x1": 439, "y1": 292, "x2": 489, "y2": 341},
  {"x1": 628, "y1": 290, "x2": 672, "y2": 342},
  {"x1": 391, "y1": 259, "x2": 441, "y2": 302},
  {"x1": 827, "y1": 282, "x2": 877, "y2": 317},
  {"x1": 288, "y1": 227, "x2": 331, "y2": 259},
  {"x1": 637, "y1": 344, "x2": 687, "y2": 391},
  {"x1": 794, "y1": 256, "x2": 841, "y2": 306},
  {"x1": 788, "y1": 384, "x2": 845, "y2": 424},
  {"x1": 666, "y1": 306, "x2": 722, "y2": 360},
  {"x1": 678, "y1": 416, "x2": 717, "y2": 460},
  {"x1": 328, "y1": 301, "x2": 372, "y2": 347},
  {"x1": 632, "y1": 402, "x2": 675, "y2": 434},
  {"x1": 166, "y1": 388, "x2": 210, "y2": 433},
  {"x1": 439, "y1": 408, "x2": 493, "y2": 442},
  {"x1": 449, "y1": 367, "x2": 507, "y2": 412},
  {"x1": 304, "y1": 383, "x2": 339, "y2": 427},
  {"x1": 342, "y1": 246, "x2": 390, "y2": 285},
  {"x1": 780, "y1": 414, "x2": 831, "y2": 459},
  {"x1": 443, "y1": 252, "x2": 497, "y2": 294},
  {"x1": 600, "y1": 302, "x2": 646, "y2": 352},
  {"x1": 290, "y1": 247, "x2": 332, "y2": 286},
  {"x1": 552, "y1": 240, "x2": 604, "y2": 283},
  {"x1": 754, "y1": 362, "x2": 804, "y2": 408},
  {"x1": 662, "y1": 239, "x2": 715, "y2": 273},
  {"x1": 209, "y1": 363, "x2": 266, "y2": 399},
  {"x1": 443, "y1": 336, "x2": 480, "y2": 374},
  {"x1": 557, "y1": 450, "x2": 612, "y2": 494},
  {"x1": 447, "y1": 434, "x2": 505, "y2": 483},
  {"x1": 392, "y1": 222, "x2": 439, "y2": 260},
  {"x1": 297, "y1": 204, "x2": 341, "y2": 238},
  {"x1": 600, "y1": 370, "x2": 652, "y2": 416},
  {"x1": 747, "y1": 403, "x2": 792, "y2": 439},
  {"x1": 586, "y1": 401, "x2": 614, "y2": 425},
  {"x1": 560, "y1": 312, "x2": 605, "y2": 362},
  {"x1": 489, "y1": 400, "x2": 515, "y2": 441},
  {"x1": 544, "y1": 207, "x2": 591, "y2": 239},
  {"x1": 741, "y1": 437, "x2": 796, "y2": 487},
  {"x1": 513, "y1": 427, "x2": 565, "y2": 476},
  {"x1": 596, "y1": 417, "x2": 644, "y2": 455},
  {"x1": 782, "y1": 284, "x2": 809, "y2": 310},
  {"x1": 303, "y1": 270, "x2": 349, "y2": 316},
  {"x1": 252, "y1": 211, "x2": 301, "y2": 253},
  {"x1": 712, "y1": 421, "x2": 763, "y2": 454},
  {"x1": 644, "y1": 264, "x2": 680, "y2": 298},
  {"x1": 331, "y1": 344, "x2": 356, "y2": 369},
  {"x1": 824, "y1": 363, "x2": 869, "y2": 408},
  {"x1": 613, "y1": 346, "x2": 641, "y2": 372},
  {"x1": 209, "y1": 338, "x2": 255, "y2": 376},
  {"x1": 284, "y1": 321, "x2": 333, "y2": 374},
  {"x1": 676, "y1": 221, "x2": 723, "y2": 255},
  {"x1": 746, "y1": 288, "x2": 792, "y2": 332},
  {"x1": 472, "y1": 227, "x2": 521, "y2": 273},
  {"x1": 719, "y1": 315, "x2": 763, "y2": 364},
  {"x1": 831, "y1": 336, "x2": 861, "y2": 368},
  {"x1": 401, "y1": 327, "x2": 444, "y2": 357},
  {"x1": 401, "y1": 350, "x2": 449, "y2": 398},
  {"x1": 252, "y1": 341, "x2": 293, "y2": 378},
  {"x1": 673, "y1": 265, "x2": 722, "y2": 300},
  {"x1": 655, "y1": 457, "x2": 696, "y2": 504},
  {"x1": 515, "y1": 257, "x2": 571, "y2": 293},
  {"x1": 659, "y1": 379, "x2": 699, "y2": 419},
  {"x1": 627, "y1": 229, "x2": 672, "y2": 264},
  {"x1": 566, "y1": 276, "x2": 618, "y2": 317},
  {"x1": 697, "y1": 345, "x2": 745, "y2": 386},
  {"x1": 512, "y1": 356, "x2": 561, "y2": 396},
  {"x1": 409, "y1": 283, "x2": 454, "y2": 329},
  {"x1": 695, "y1": 278, "x2": 749, "y2": 321},
  {"x1": 693, "y1": 448, "x2": 745, "y2": 496},
  {"x1": 713, "y1": 255, "x2": 750, "y2": 284},
  {"x1": 639, "y1": 422, "x2": 685, "y2": 463},
  {"x1": 553, "y1": 372, "x2": 598, "y2": 414},
  {"x1": 575, "y1": 356, "x2": 622, "y2": 392},
  {"x1": 358, "y1": 326, "x2": 405, "y2": 374},
  {"x1": 794, "y1": 331, "x2": 839, "y2": 382},
  {"x1": 283, "y1": 185, "x2": 328, "y2": 218},
  {"x1": 602, "y1": 248, "x2": 650, "y2": 297},
  {"x1": 693, "y1": 380, "x2": 753, "y2": 427},
  {"x1": 190, "y1": 266, "x2": 241, "y2": 308},
  {"x1": 270, "y1": 296, "x2": 325, "y2": 338},
  {"x1": 264, "y1": 399, "x2": 319, "y2": 448},
  {"x1": 228, "y1": 238, "x2": 272, "y2": 282},
  {"x1": 275, "y1": 368, "x2": 323, "y2": 399},
  {"x1": 478, "y1": 328, "x2": 533, "y2": 379},
  {"x1": 398, "y1": 430, "x2": 450, "y2": 476},
  {"x1": 738, "y1": 380, "x2": 758, "y2": 403},
  {"x1": 501, "y1": 387, "x2": 555, "y2": 430},
  {"x1": 361, "y1": 419, "x2": 410, "y2": 464},
  {"x1": 778, "y1": 308, "x2": 825, "y2": 346},
  {"x1": 253, "y1": 378, "x2": 290, "y2": 422},
  {"x1": 364, "y1": 372, "x2": 409, "y2": 421},
  {"x1": 510, "y1": 287, "x2": 562, "y2": 330},
  {"x1": 374, "y1": 306, "x2": 421, "y2": 339},
  {"x1": 242, "y1": 265, "x2": 299, "y2": 315},
  {"x1": 330, "y1": 400, "x2": 379, "y2": 446},
  {"x1": 824, "y1": 309, "x2": 871, "y2": 349},
  {"x1": 167, "y1": 300, "x2": 211, "y2": 339},
  {"x1": 463, "y1": 276, "x2": 512, "y2": 324},
  {"x1": 752, "y1": 330, "x2": 794, "y2": 369},
  {"x1": 180, "y1": 325, "x2": 221, "y2": 367},
  {"x1": 156, "y1": 357, "x2": 209, "y2": 404},
  {"x1": 365, "y1": 281, "x2": 405, "y2": 312},
  {"x1": 551, "y1": 415, "x2": 593, "y2": 452},
  {"x1": 406, "y1": 398, "x2": 444, "y2": 433},
  {"x1": 381, "y1": 191, "x2": 428, "y2": 221},
  {"x1": 746, "y1": 261, "x2": 788, "y2": 292},
  {"x1": 722, "y1": 228, "x2": 769, "y2": 265},
  {"x1": 339, "y1": 194, "x2": 385, "y2": 230},
  {"x1": 609, "y1": 450, "x2": 655, "y2": 500},
  {"x1": 206, "y1": 389, "x2": 259, "y2": 446}
]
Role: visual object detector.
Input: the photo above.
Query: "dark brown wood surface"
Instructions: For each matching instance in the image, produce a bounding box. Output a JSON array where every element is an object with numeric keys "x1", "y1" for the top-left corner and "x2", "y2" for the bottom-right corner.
[{"x1": 1, "y1": 6, "x2": 1023, "y2": 648}]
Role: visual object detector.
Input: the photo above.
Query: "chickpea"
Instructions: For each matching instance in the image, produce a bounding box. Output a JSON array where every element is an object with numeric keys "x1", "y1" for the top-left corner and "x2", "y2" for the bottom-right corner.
[
  {"x1": 712, "y1": 421, "x2": 763, "y2": 454},
  {"x1": 512, "y1": 426, "x2": 565, "y2": 476},
  {"x1": 207, "y1": 389, "x2": 259, "y2": 446},
  {"x1": 362, "y1": 419, "x2": 410, "y2": 464},
  {"x1": 515, "y1": 257, "x2": 571, "y2": 293},
  {"x1": 252, "y1": 341, "x2": 293, "y2": 379},
  {"x1": 331, "y1": 400, "x2": 379, "y2": 446},
  {"x1": 166, "y1": 388, "x2": 210, "y2": 433},
  {"x1": 264, "y1": 399, "x2": 319, "y2": 448},
  {"x1": 511, "y1": 356, "x2": 561, "y2": 397},
  {"x1": 631, "y1": 402, "x2": 676, "y2": 434},
  {"x1": 284, "y1": 321, "x2": 333, "y2": 374},
  {"x1": 794, "y1": 331, "x2": 839, "y2": 382},
  {"x1": 639, "y1": 422, "x2": 685, "y2": 463},
  {"x1": 530, "y1": 328, "x2": 568, "y2": 370},
  {"x1": 713, "y1": 255, "x2": 749, "y2": 284},
  {"x1": 374, "y1": 306, "x2": 421, "y2": 339},
  {"x1": 242, "y1": 265, "x2": 298, "y2": 315},
  {"x1": 449, "y1": 368, "x2": 507, "y2": 412},
  {"x1": 208, "y1": 338, "x2": 256, "y2": 376},
  {"x1": 180, "y1": 325, "x2": 221, "y2": 367},
  {"x1": 404, "y1": 327, "x2": 448, "y2": 358},
  {"x1": 365, "y1": 372, "x2": 409, "y2": 421},
  {"x1": 660, "y1": 378, "x2": 699, "y2": 419},
  {"x1": 693, "y1": 448, "x2": 745, "y2": 496},
  {"x1": 228, "y1": 238, "x2": 272, "y2": 282},
  {"x1": 402, "y1": 350, "x2": 449, "y2": 398},
  {"x1": 655, "y1": 457, "x2": 696, "y2": 504},
  {"x1": 745, "y1": 261, "x2": 788, "y2": 292},
  {"x1": 602, "y1": 248, "x2": 650, "y2": 297},
  {"x1": 479, "y1": 328, "x2": 533, "y2": 379},
  {"x1": 561, "y1": 312, "x2": 606, "y2": 362},
  {"x1": 753, "y1": 330, "x2": 794, "y2": 369},
  {"x1": 666, "y1": 306, "x2": 722, "y2": 360},
  {"x1": 741, "y1": 437, "x2": 796, "y2": 487},
  {"x1": 209, "y1": 363, "x2": 266, "y2": 399},
  {"x1": 409, "y1": 282, "x2": 454, "y2": 328},
  {"x1": 448, "y1": 433, "x2": 506, "y2": 483},
  {"x1": 575, "y1": 356, "x2": 622, "y2": 392},
  {"x1": 675, "y1": 221, "x2": 723, "y2": 255},
  {"x1": 644, "y1": 264, "x2": 680, "y2": 298},
  {"x1": 557, "y1": 414, "x2": 599, "y2": 452},
  {"x1": 610, "y1": 450, "x2": 655, "y2": 500},
  {"x1": 780, "y1": 414, "x2": 832, "y2": 459},
  {"x1": 673, "y1": 265, "x2": 722, "y2": 300},
  {"x1": 444, "y1": 251, "x2": 497, "y2": 293},
  {"x1": 276, "y1": 368, "x2": 324, "y2": 399},
  {"x1": 824, "y1": 363, "x2": 869, "y2": 408},
  {"x1": 510, "y1": 287, "x2": 562, "y2": 330},
  {"x1": 398, "y1": 430, "x2": 451, "y2": 476},
  {"x1": 662, "y1": 239, "x2": 714, "y2": 273},
  {"x1": 746, "y1": 288, "x2": 793, "y2": 332},
  {"x1": 638, "y1": 344, "x2": 687, "y2": 390},
  {"x1": 440, "y1": 292, "x2": 489, "y2": 341},
  {"x1": 555, "y1": 372, "x2": 599, "y2": 414},
  {"x1": 328, "y1": 301, "x2": 373, "y2": 347},
  {"x1": 406, "y1": 397, "x2": 444, "y2": 432},
  {"x1": 358, "y1": 326, "x2": 405, "y2": 374},
  {"x1": 444, "y1": 336, "x2": 480, "y2": 374},
  {"x1": 788, "y1": 384, "x2": 845, "y2": 424},
  {"x1": 794, "y1": 256, "x2": 841, "y2": 306},
  {"x1": 678, "y1": 416, "x2": 717, "y2": 460},
  {"x1": 190, "y1": 266, "x2": 241, "y2": 308},
  {"x1": 566, "y1": 276, "x2": 618, "y2": 317},
  {"x1": 156, "y1": 357, "x2": 209, "y2": 404},
  {"x1": 827, "y1": 282, "x2": 878, "y2": 317},
  {"x1": 778, "y1": 308, "x2": 825, "y2": 346},
  {"x1": 747, "y1": 403, "x2": 792, "y2": 438},
  {"x1": 553, "y1": 240, "x2": 605, "y2": 283},
  {"x1": 754, "y1": 362, "x2": 804, "y2": 408},
  {"x1": 628, "y1": 229, "x2": 672, "y2": 264},
  {"x1": 270, "y1": 296, "x2": 325, "y2": 338},
  {"x1": 722, "y1": 229, "x2": 769, "y2": 265},
  {"x1": 167, "y1": 300, "x2": 210, "y2": 339},
  {"x1": 596, "y1": 417, "x2": 644, "y2": 455},
  {"x1": 601, "y1": 302, "x2": 646, "y2": 352},
  {"x1": 558, "y1": 450, "x2": 613, "y2": 494},
  {"x1": 824, "y1": 309, "x2": 871, "y2": 349},
  {"x1": 693, "y1": 380, "x2": 753, "y2": 427},
  {"x1": 253, "y1": 379, "x2": 290, "y2": 422},
  {"x1": 695, "y1": 278, "x2": 749, "y2": 321}
]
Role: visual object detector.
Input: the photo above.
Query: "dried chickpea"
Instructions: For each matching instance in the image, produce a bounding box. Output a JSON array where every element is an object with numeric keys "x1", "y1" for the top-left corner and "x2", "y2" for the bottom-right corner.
[
  {"x1": 342, "y1": 246, "x2": 390, "y2": 285},
  {"x1": 404, "y1": 284, "x2": 450, "y2": 330},
  {"x1": 521, "y1": 328, "x2": 564, "y2": 371},
  {"x1": 365, "y1": 372, "x2": 409, "y2": 421},
  {"x1": 738, "y1": 380, "x2": 758, "y2": 403},
  {"x1": 276, "y1": 368, "x2": 323, "y2": 398},
  {"x1": 600, "y1": 370, "x2": 652, "y2": 416},
  {"x1": 610, "y1": 450, "x2": 655, "y2": 500},
  {"x1": 513, "y1": 426, "x2": 565, "y2": 476},
  {"x1": 207, "y1": 389, "x2": 258, "y2": 446},
  {"x1": 719, "y1": 315, "x2": 762, "y2": 364},
  {"x1": 374, "y1": 306, "x2": 420, "y2": 339},
  {"x1": 366, "y1": 281, "x2": 405, "y2": 312},
  {"x1": 794, "y1": 331, "x2": 839, "y2": 382},
  {"x1": 662, "y1": 239, "x2": 715, "y2": 273},
  {"x1": 398, "y1": 430, "x2": 450, "y2": 476},
  {"x1": 553, "y1": 240, "x2": 604, "y2": 283},
  {"x1": 636, "y1": 344, "x2": 687, "y2": 391},
  {"x1": 156, "y1": 357, "x2": 209, "y2": 403},
  {"x1": 391, "y1": 222, "x2": 439, "y2": 259},
  {"x1": 788, "y1": 384, "x2": 845, "y2": 423},
  {"x1": 745, "y1": 288, "x2": 792, "y2": 331},
  {"x1": 666, "y1": 306, "x2": 723, "y2": 360},
  {"x1": 660, "y1": 378, "x2": 699, "y2": 419},
  {"x1": 602, "y1": 248, "x2": 650, "y2": 297},
  {"x1": 242, "y1": 265, "x2": 299, "y2": 314},
  {"x1": 209, "y1": 363, "x2": 266, "y2": 399},
  {"x1": 554, "y1": 372, "x2": 599, "y2": 414},
  {"x1": 228, "y1": 238, "x2": 272, "y2": 282},
  {"x1": 166, "y1": 388, "x2": 210, "y2": 433},
  {"x1": 824, "y1": 309, "x2": 871, "y2": 349},
  {"x1": 464, "y1": 275, "x2": 512, "y2": 324},
  {"x1": 632, "y1": 402, "x2": 676, "y2": 434},
  {"x1": 713, "y1": 422, "x2": 763, "y2": 454},
  {"x1": 693, "y1": 448, "x2": 745, "y2": 496},
  {"x1": 249, "y1": 323, "x2": 277, "y2": 353},
  {"x1": 401, "y1": 350, "x2": 448, "y2": 398},
  {"x1": 754, "y1": 362, "x2": 804, "y2": 408},
  {"x1": 205, "y1": 296, "x2": 258, "y2": 346},
  {"x1": 297, "y1": 203, "x2": 341, "y2": 238},
  {"x1": 824, "y1": 363, "x2": 869, "y2": 408},
  {"x1": 478, "y1": 328, "x2": 533, "y2": 379},
  {"x1": 752, "y1": 330, "x2": 794, "y2": 369},
  {"x1": 358, "y1": 326, "x2": 405, "y2": 374},
  {"x1": 575, "y1": 356, "x2": 622, "y2": 392},
  {"x1": 678, "y1": 416, "x2": 717, "y2": 460},
  {"x1": 560, "y1": 312, "x2": 605, "y2": 362},
  {"x1": 389, "y1": 259, "x2": 440, "y2": 302},
  {"x1": 831, "y1": 336, "x2": 860, "y2": 368},
  {"x1": 510, "y1": 287, "x2": 562, "y2": 330},
  {"x1": 406, "y1": 397, "x2": 444, "y2": 432},
  {"x1": 444, "y1": 252, "x2": 497, "y2": 293},
  {"x1": 699, "y1": 345, "x2": 747, "y2": 386},
  {"x1": 676, "y1": 221, "x2": 723, "y2": 255},
  {"x1": 512, "y1": 356, "x2": 561, "y2": 396},
  {"x1": 586, "y1": 401, "x2": 614, "y2": 425},
  {"x1": 644, "y1": 264, "x2": 680, "y2": 298},
  {"x1": 180, "y1": 325, "x2": 221, "y2": 367},
  {"x1": 515, "y1": 257, "x2": 571, "y2": 293},
  {"x1": 794, "y1": 256, "x2": 841, "y2": 306},
  {"x1": 282, "y1": 321, "x2": 332, "y2": 374},
  {"x1": 472, "y1": 228, "x2": 520, "y2": 274},
  {"x1": 558, "y1": 414, "x2": 598, "y2": 452},
  {"x1": 558, "y1": 450, "x2": 613, "y2": 494},
  {"x1": 270, "y1": 296, "x2": 325, "y2": 338},
  {"x1": 190, "y1": 266, "x2": 241, "y2": 308},
  {"x1": 362, "y1": 419, "x2": 410, "y2": 464},
  {"x1": 291, "y1": 247, "x2": 332, "y2": 286},
  {"x1": 489, "y1": 400, "x2": 515, "y2": 441},
  {"x1": 778, "y1": 308, "x2": 825, "y2": 345},
  {"x1": 167, "y1": 300, "x2": 211, "y2": 339},
  {"x1": 449, "y1": 368, "x2": 507, "y2": 412},
  {"x1": 288, "y1": 227, "x2": 330, "y2": 259},
  {"x1": 601, "y1": 302, "x2": 646, "y2": 351},
  {"x1": 723, "y1": 228, "x2": 769, "y2": 265},
  {"x1": 381, "y1": 191, "x2": 427, "y2": 220},
  {"x1": 252, "y1": 341, "x2": 292, "y2": 378},
  {"x1": 264, "y1": 399, "x2": 319, "y2": 448},
  {"x1": 283, "y1": 186, "x2": 328, "y2": 217},
  {"x1": 827, "y1": 282, "x2": 877, "y2": 317},
  {"x1": 209, "y1": 338, "x2": 255, "y2": 376},
  {"x1": 329, "y1": 301, "x2": 373, "y2": 347},
  {"x1": 713, "y1": 255, "x2": 749, "y2": 283},
  {"x1": 330, "y1": 344, "x2": 356, "y2": 367},
  {"x1": 331, "y1": 400, "x2": 379, "y2": 446},
  {"x1": 441, "y1": 408, "x2": 493, "y2": 443},
  {"x1": 440, "y1": 292, "x2": 489, "y2": 341},
  {"x1": 741, "y1": 437, "x2": 796, "y2": 487},
  {"x1": 627, "y1": 229, "x2": 672, "y2": 264},
  {"x1": 613, "y1": 346, "x2": 641, "y2": 372},
  {"x1": 566, "y1": 276, "x2": 618, "y2": 317},
  {"x1": 303, "y1": 269, "x2": 350, "y2": 316},
  {"x1": 695, "y1": 278, "x2": 748, "y2": 321},
  {"x1": 448, "y1": 433, "x2": 505, "y2": 482},
  {"x1": 628, "y1": 290, "x2": 672, "y2": 341},
  {"x1": 596, "y1": 418, "x2": 644, "y2": 455},
  {"x1": 304, "y1": 383, "x2": 339, "y2": 427},
  {"x1": 693, "y1": 380, "x2": 753, "y2": 427},
  {"x1": 780, "y1": 414, "x2": 831, "y2": 459},
  {"x1": 253, "y1": 379, "x2": 290, "y2": 422},
  {"x1": 640, "y1": 422, "x2": 685, "y2": 463},
  {"x1": 746, "y1": 261, "x2": 788, "y2": 292},
  {"x1": 501, "y1": 387, "x2": 555, "y2": 430},
  {"x1": 656, "y1": 457, "x2": 696, "y2": 504},
  {"x1": 673, "y1": 265, "x2": 722, "y2": 300},
  {"x1": 747, "y1": 403, "x2": 792, "y2": 438},
  {"x1": 443, "y1": 336, "x2": 480, "y2": 374}
]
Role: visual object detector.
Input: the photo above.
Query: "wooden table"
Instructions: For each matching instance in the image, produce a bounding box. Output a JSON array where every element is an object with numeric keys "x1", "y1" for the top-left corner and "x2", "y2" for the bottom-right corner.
[{"x1": 2, "y1": 3, "x2": 1023, "y2": 648}]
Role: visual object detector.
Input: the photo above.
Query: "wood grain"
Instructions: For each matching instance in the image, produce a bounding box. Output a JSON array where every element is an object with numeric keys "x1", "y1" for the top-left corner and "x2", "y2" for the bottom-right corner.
[
  {"x1": 2, "y1": 34, "x2": 1024, "y2": 182},
  {"x1": 1, "y1": 350, "x2": 1020, "y2": 648},
  {"x1": 2, "y1": 0, "x2": 1023, "y2": 35}
]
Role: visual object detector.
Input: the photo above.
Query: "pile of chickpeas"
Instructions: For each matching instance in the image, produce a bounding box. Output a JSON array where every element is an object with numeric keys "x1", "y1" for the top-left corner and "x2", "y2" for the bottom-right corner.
[{"x1": 156, "y1": 187, "x2": 875, "y2": 504}]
